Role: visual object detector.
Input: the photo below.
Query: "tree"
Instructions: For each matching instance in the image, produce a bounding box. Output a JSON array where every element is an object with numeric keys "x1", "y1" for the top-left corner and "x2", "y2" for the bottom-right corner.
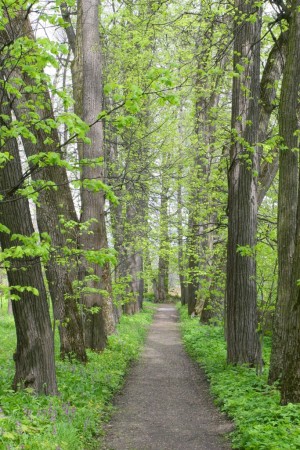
[
  {"x1": 226, "y1": 0, "x2": 262, "y2": 366},
  {"x1": 267, "y1": 0, "x2": 300, "y2": 403},
  {"x1": 257, "y1": 31, "x2": 288, "y2": 207},
  {"x1": 0, "y1": 93, "x2": 57, "y2": 394},
  {"x1": 155, "y1": 167, "x2": 170, "y2": 303},
  {"x1": 73, "y1": 0, "x2": 116, "y2": 349},
  {"x1": 2, "y1": 12, "x2": 87, "y2": 362},
  {"x1": 179, "y1": 3, "x2": 231, "y2": 319}
]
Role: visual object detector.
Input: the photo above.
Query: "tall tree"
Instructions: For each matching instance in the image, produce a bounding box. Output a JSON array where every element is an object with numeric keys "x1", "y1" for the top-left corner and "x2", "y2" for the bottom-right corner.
[
  {"x1": 257, "y1": 31, "x2": 288, "y2": 207},
  {"x1": 268, "y1": 0, "x2": 300, "y2": 399},
  {"x1": 155, "y1": 176, "x2": 169, "y2": 303},
  {"x1": 2, "y1": 12, "x2": 87, "y2": 362},
  {"x1": 74, "y1": 0, "x2": 116, "y2": 349},
  {"x1": 0, "y1": 94, "x2": 57, "y2": 394},
  {"x1": 226, "y1": 0, "x2": 262, "y2": 365}
]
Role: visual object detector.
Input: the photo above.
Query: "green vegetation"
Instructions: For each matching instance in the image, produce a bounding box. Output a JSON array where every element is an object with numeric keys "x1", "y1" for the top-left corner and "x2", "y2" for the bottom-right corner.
[
  {"x1": 0, "y1": 302, "x2": 155, "y2": 449},
  {"x1": 179, "y1": 305, "x2": 300, "y2": 450}
]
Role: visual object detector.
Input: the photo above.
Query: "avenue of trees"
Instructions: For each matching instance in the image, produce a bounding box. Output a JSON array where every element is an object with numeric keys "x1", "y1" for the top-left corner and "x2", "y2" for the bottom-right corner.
[{"x1": 1, "y1": 0, "x2": 300, "y2": 405}]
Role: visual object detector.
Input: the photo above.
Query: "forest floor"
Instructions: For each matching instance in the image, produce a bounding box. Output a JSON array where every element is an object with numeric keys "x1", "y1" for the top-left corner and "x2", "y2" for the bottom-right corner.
[{"x1": 101, "y1": 304, "x2": 233, "y2": 450}]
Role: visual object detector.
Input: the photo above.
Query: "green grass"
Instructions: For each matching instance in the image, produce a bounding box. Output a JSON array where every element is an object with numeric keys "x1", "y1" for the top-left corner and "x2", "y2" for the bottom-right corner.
[
  {"x1": 0, "y1": 301, "x2": 155, "y2": 449},
  {"x1": 179, "y1": 304, "x2": 300, "y2": 450}
]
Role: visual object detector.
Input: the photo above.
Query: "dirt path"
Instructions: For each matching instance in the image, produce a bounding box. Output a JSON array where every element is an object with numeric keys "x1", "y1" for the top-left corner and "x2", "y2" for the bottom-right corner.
[{"x1": 101, "y1": 305, "x2": 233, "y2": 450}]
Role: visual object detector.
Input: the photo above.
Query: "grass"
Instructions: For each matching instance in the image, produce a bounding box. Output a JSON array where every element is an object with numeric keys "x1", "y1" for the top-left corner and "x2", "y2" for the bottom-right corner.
[
  {"x1": 0, "y1": 301, "x2": 155, "y2": 449},
  {"x1": 178, "y1": 304, "x2": 300, "y2": 450}
]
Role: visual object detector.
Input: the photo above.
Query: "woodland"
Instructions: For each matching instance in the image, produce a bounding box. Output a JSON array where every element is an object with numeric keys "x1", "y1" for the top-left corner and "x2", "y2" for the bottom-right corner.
[{"x1": 0, "y1": 0, "x2": 300, "y2": 447}]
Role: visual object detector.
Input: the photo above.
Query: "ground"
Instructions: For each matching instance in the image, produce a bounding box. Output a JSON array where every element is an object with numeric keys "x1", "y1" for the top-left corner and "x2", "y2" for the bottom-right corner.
[{"x1": 101, "y1": 305, "x2": 233, "y2": 450}]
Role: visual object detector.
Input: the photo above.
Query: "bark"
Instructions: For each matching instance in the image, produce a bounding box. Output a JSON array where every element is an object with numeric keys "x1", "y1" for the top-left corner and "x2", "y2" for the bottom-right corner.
[
  {"x1": 269, "y1": 1, "x2": 300, "y2": 388},
  {"x1": 226, "y1": 1, "x2": 262, "y2": 366},
  {"x1": 156, "y1": 186, "x2": 169, "y2": 303},
  {"x1": 177, "y1": 181, "x2": 187, "y2": 306},
  {"x1": 281, "y1": 161, "x2": 300, "y2": 402},
  {"x1": 24, "y1": 143, "x2": 87, "y2": 362},
  {"x1": 177, "y1": 106, "x2": 187, "y2": 306},
  {"x1": 138, "y1": 259, "x2": 144, "y2": 309},
  {"x1": 110, "y1": 200, "x2": 126, "y2": 321},
  {"x1": 257, "y1": 31, "x2": 288, "y2": 206},
  {"x1": 13, "y1": 92, "x2": 87, "y2": 362},
  {"x1": 124, "y1": 252, "x2": 142, "y2": 314},
  {"x1": 200, "y1": 223, "x2": 216, "y2": 324},
  {"x1": 75, "y1": 0, "x2": 115, "y2": 349},
  {"x1": 0, "y1": 98, "x2": 57, "y2": 395},
  {"x1": 3, "y1": 15, "x2": 87, "y2": 362},
  {"x1": 186, "y1": 214, "x2": 199, "y2": 315},
  {"x1": 106, "y1": 125, "x2": 124, "y2": 321},
  {"x1": 196, "y1": 92, "x2": 221, "y2": 323},
  {"x1": 60, "y1": 2, "x2": 76, "y2": 54},
  {"x1": 122, "y1": 202, "x2": 142, "y2": 314},
  {"x1": 201, "y1": 257, "x2": 226, "y2": 325}
]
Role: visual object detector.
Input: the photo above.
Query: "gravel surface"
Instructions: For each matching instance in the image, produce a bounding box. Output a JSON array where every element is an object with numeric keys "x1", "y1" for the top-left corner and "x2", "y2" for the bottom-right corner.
[{"x1": 101, "y1": 305, "x2": 233, "y2": 450}]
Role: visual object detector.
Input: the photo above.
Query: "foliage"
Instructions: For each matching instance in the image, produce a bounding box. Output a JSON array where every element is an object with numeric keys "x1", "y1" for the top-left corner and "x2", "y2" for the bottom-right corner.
[
  {"x1": 257, "y1": 183, "x2": 278, "y2": 334},
  {"x1": 0, "y1": 302, "x2": 155, "y2": 449},
  {"x1": 179, "y1": 305, "x2": 300, "y2": 450},
  {"x1": 0, "y1": 0, "x2": 289, "y2": 417}
]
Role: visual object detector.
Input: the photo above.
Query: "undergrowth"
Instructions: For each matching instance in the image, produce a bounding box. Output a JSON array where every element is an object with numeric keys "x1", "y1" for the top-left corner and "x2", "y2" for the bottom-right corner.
[
  {"x1": 179, "y1": 304, "x2": 300, "y2": 450},
  {"x1": 0, "y1": 302, "x2": 155, "y2": 449}
]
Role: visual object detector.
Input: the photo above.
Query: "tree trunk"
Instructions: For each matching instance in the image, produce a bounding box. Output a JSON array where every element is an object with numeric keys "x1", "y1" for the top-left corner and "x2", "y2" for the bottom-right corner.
[
  {"x1": 15, "y1": 102, "x2": 87, "y2": 363},
  {"x1": 156, "y1": 186, "x2": 169, "y2": 303},
  {"x1": 75, "y1": 0, "x2": 115, "y2": 349},
  {"x1": 200, "y1": 220, "x2": 216, "y2": 324},
  {"x1": 269, "y1": 1, "x2": 300, "y2": 389},
  {"x1": 257, "y1": 31, "x2": 288, "y2": 206},
  {"x1": 177, "y1": 181, "x2": 187, "y2": 305},
  {"x1": 3, "y1": 14, "x2": 87, "y2": 362},
  {"x1": 186, "y1": 214, "x2": 199, "y2": 315},
  {"x1": 0, "y1": 100, "x2": 57, "y2": 395},
  {"x1": 226, "y1": 0, "x2": 262, "y2": 366},
  {"x1": 122, "y1": 203, "x2": 140, "y2": 314}
]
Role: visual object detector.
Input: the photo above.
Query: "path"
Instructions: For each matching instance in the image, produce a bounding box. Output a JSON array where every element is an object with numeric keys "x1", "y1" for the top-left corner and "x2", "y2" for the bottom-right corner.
[{"x1": 102, "y1": 305, "x2": 233, "y2": 450}]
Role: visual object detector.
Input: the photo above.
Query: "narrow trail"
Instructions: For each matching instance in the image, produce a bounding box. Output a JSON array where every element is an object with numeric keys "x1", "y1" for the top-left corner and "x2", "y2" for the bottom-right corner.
[{"x1": 102, "y1": 305, "x2": 233, "y2": 450}]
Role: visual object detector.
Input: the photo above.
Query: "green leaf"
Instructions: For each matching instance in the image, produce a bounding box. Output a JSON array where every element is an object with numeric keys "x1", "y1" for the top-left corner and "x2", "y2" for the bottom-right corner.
[{"x1": 0, "y1": 224, "x2": 10, "y2": 234}]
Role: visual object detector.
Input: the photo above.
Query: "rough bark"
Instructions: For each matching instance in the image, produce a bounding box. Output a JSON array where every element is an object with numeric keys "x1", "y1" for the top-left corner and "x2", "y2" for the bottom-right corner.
[
  {"x1": 110, "y1": 200, "x2": 126, "y2": 321},
  {"x1": 156, "y1": 186, "x2": 169, "y2": 304},
  {"x1": 269, "y1": 1, "x2": 300, "y2": 387},
  {"x1": 3, "y1": 15, "x2": 87, "y2": 362},
  {"x1": 186, "y1": 215, "x2": 199, "y2": 315},
  {"x1": 0, "y1": 98, "x2": 57, "y2": 394},
  {"x1": 226, "y1": 1, "x2": 262, "y2": 366},
  {"x1": 121, "y1": 202, "x2": 142, "y2": 314},
  {"x1": 177, "y1": 181, "x2": 187, "y2": 306},
  {"x1": 200, "y1": 223, "x2": 216, "y2": 324},
  {"x1": 75, "y1": 0, "x2": 115, "y2": 349},
  {"x1": 257, "y1": 31, "x2": 288, "y2": 206},
  {"x1": 21, "y1": 133, "x2": 87, "y2": 363}
]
